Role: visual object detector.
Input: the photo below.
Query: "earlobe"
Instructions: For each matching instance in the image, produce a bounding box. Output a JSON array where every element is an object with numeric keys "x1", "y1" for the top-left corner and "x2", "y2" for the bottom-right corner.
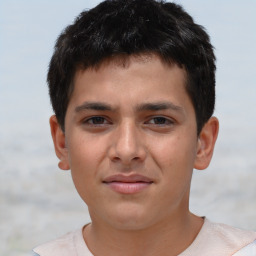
[
  {"x1": 49, "y1": 115, "x2": 70, "y2": 170},
  {"x1": 194, "y1": 117, "x2": 219, "y2": 170}
]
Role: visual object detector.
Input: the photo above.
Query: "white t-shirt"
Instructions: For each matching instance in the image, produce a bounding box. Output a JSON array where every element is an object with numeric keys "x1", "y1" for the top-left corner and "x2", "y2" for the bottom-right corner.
[{"x1": 33, "y1": 218, "x2": 256, "y2": 256}]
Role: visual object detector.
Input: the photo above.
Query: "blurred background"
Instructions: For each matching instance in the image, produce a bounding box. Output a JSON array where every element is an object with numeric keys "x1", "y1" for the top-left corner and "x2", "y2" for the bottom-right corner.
[{"x1": 0, "y1": 0, "x2": 255, "y2": 255}]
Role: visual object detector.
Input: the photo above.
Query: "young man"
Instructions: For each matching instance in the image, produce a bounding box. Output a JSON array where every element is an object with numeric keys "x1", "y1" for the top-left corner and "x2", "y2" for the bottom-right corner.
[{"x1": 33, "y1": 0, "x2": 256, "y2": 255}]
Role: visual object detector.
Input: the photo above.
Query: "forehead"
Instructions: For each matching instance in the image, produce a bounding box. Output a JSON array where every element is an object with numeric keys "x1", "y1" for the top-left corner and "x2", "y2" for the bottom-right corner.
[{"x1": 70, "y1": 54, "x2": 191, "y2": 111}]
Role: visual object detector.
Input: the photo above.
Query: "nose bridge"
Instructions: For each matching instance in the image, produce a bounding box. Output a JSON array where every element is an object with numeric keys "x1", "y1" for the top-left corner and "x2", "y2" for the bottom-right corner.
[{"x1": 112, "y1": 119, "x2": 145, "y2": 163}]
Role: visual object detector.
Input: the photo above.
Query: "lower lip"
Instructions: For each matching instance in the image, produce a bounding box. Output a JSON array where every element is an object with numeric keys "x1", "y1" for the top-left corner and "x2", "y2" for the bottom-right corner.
[{"x1": 105, "y1": 182, "x2": 152, "y2": 194}]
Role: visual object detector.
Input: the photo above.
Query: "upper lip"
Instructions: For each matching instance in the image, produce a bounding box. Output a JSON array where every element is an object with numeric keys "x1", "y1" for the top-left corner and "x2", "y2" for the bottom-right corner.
[{"x1": 103, "y1": 174, "x2": 153, "y2": 183}]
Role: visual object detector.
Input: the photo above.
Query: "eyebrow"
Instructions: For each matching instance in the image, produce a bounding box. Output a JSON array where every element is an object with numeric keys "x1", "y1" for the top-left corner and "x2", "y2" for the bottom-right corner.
[
  {"x1": 136, "y1": 102, "x2": 183, "y2": 112},
  {"x1": 75, "y1": 101, "x2": 183, "y2": 114},
  {"x1": 75, "y1": 102, "x2": 113, "y2": 112}
]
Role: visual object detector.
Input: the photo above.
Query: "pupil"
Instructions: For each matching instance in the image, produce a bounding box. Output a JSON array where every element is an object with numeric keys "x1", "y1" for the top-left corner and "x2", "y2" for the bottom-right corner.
[
  {"x1": 154, "y1": 117, "x2": 165, "y2": 124},
  {"x1": 93, "y1": 117, "x2": 104, "y2": 124}
]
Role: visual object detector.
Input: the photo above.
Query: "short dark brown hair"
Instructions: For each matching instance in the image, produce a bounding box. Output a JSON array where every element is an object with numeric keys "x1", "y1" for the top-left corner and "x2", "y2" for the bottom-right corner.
[{"x1": 48, "y1": 0, "x2": 216, "y2": 134}]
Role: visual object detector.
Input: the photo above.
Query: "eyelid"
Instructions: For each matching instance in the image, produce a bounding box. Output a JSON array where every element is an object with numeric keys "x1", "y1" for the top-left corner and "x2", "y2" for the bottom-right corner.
[
  {"x1": 82, "y1": 116, "x2": 112, "y2": 126},
  {"x1": 145, "y1": 116, "x2": 175, "y2": 125},
  {"x1": 81, "y1": 115, "x2": 175, "y2": 126}
]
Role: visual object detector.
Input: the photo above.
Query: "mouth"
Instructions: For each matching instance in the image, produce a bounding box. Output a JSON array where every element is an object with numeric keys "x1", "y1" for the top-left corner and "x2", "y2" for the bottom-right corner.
[{"x1": 103, "y1": 174, "x2": 153, "y2": 194}]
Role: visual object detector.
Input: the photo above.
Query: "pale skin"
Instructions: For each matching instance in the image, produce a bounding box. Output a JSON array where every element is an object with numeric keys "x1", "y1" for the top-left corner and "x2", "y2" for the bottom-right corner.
[{"x1": 50, "y1": 55, "x2": 219, "y2": 256}]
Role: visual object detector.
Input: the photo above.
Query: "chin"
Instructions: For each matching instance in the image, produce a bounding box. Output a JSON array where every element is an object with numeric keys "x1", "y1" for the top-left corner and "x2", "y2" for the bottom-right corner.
[
  {"x1": 102, "y1": 203, "x2": 159, "y2": 231},
  {"x1": 109, "y1": 217, "x2": 152, "y2": 231}
]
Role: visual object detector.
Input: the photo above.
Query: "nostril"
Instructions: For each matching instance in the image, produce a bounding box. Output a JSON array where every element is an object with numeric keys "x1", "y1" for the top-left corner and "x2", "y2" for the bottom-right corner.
[{"x1": 112, "y1": 156, "x2": 121, "y2": 162}]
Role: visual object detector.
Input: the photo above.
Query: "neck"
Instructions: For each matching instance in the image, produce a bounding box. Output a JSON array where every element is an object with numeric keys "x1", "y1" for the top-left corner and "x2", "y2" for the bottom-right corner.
[{"x1": 83, "y1": 212, "x2": 203, "y2": 256}]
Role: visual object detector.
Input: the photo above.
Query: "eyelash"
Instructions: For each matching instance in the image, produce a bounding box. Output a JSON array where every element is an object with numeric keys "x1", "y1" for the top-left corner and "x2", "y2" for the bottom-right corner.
[
  {"x1": 83, "y1": 116, "x2": 174, "y2": 127},
  {"x1": 146, "y1": 116, "x2": 174, "y2": 126},
  {"x1": 83, "y1": 116, "x2": 111, "y2": 126}
]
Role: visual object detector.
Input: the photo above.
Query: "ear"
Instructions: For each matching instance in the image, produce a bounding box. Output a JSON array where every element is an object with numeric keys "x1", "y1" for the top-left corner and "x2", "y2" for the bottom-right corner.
[
  {"x1": 49, "y1": 115, "x2": 70, "y2": 170},
  {"x1": 194, "y1": 117, "x2": 219, "y2": 170}
]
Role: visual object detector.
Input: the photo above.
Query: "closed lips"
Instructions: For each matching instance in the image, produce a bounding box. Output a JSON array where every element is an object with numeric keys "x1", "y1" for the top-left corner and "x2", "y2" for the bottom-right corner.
[
  {"x1": 103, "y1": 174, "x2": 153, "y2": 194},
  {"x1": 103, "y1": 174, "x2": 153, "y2": 183}
]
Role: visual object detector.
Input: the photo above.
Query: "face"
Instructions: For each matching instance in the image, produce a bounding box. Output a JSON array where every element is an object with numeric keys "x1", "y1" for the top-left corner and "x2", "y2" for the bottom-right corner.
[{"x1": 51, "y1": 55, "x2": 217, "y2": 230}]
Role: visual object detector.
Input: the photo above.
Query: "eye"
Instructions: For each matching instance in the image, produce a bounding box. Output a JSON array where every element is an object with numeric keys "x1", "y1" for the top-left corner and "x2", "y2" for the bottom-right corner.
[
  {"x1": 146, "y1": 117, "x2": 174, "y2": 125},
  {"x1": 84, "y1": 116, "x2": 110, "y2": 126}
]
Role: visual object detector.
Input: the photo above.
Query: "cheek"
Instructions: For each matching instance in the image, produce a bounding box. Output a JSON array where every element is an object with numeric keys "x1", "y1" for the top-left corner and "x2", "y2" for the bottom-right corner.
[
  {"x1": 149, "y1": 133, "x2": 198, "y2": 173},
  {"x1": 150, "y1": 135, "x2": 197, "y2": 203},
  {"x1": 67, "y1": 135, "x2": 107, "y2": 197},
  {"x1": 67, "y1": 134, "x2": 106, "y2": 170}
]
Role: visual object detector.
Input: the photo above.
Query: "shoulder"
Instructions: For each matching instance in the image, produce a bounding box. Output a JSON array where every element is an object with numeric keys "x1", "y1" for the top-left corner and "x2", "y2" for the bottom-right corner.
[
  {"x1": 180, "y1": 218, "x2": 256, "y2": 256},
  {"x1": 233, "y1": 240, "x2": 256, "y2": 256},
  {"x1": 32, "y1": 227, "x2": 92, "y2": 256},
  {"x1": 32, "y1": 230, "x2": 78, "y2": 256},
  {"x1": 209, "y1": 220, "x2": 256, "y2": 255}
]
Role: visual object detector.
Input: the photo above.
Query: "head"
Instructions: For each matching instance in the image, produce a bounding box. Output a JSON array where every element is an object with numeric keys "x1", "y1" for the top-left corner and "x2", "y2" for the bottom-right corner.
[
  {"x1": 48, "y1": 0, "x2": 219, "y2": 231},
  {"x1": 48, "y1": 0, "x2": 216, "y2": 135}
]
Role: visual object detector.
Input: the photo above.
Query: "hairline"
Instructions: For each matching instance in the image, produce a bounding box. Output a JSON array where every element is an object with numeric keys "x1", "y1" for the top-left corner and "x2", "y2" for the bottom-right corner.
[{"x1": 61, "y1": 52, "x2": 201, "y2": 133}]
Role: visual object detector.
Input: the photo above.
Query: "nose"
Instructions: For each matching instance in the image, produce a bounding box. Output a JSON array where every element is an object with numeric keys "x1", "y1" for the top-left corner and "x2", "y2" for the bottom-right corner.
[{"x1": 108, "y1": 120, "x2": 146, "y2": 165}]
